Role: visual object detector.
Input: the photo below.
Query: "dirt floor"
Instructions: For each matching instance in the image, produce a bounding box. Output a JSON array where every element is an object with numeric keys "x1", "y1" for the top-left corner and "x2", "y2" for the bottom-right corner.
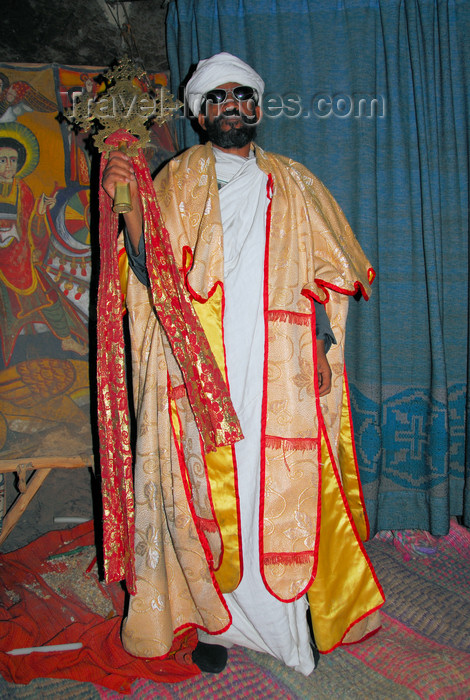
[{"x1": 1, "y1": 465, "x2": 96, "y2": 554}]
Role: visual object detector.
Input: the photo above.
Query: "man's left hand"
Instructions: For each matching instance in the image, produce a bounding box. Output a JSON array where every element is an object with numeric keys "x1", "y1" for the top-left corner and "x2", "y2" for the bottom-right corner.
[{"x1": 316, "y1": 339, "x2": 332, "y2": 396}]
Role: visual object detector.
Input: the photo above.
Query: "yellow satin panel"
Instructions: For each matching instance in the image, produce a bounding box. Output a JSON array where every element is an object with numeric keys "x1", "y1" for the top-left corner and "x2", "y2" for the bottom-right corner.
[
  {"x1": 204, "y1": 445, "x2": 242, "y2": 592},
  {"x1": 337, "y1": 378, "x2": 368, "y2": 541},
  {"x1": 118, "y1": 247, "x2": 129, "y2": 314},
  {"x1": 192, "y1": 285, "x2": 242, "y2": 593},
  {"x1": 307, "y1": 431, "x2": 384, "y2": 652},
  {"x1": 170, "y1": 397, "x2": 181, "y2": 442}
]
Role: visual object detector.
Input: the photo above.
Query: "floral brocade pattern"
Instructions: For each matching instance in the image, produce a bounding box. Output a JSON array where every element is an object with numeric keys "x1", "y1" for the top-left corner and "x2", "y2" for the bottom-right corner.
[
  {"x1": 97, "y1": 133, "x2": 242, "y2": 592},
  {"x1": 97, "y1": 135, "x2": 140, "y2": 591},
  {"x1": 109, "y1": 141, "x2": 380, "y2": 655},
  {"x1": 135, "y1": 145, "x2": 242, "y2": 452},
  {"x1": 149, "y1": 144, "x2": 373, "y2": 601},
  {"x1": 122, "y1": 271, "x2": 231, "y2": 657}
]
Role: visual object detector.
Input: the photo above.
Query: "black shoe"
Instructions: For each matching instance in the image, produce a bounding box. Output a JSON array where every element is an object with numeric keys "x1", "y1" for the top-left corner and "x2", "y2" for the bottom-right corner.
[{"x1": 192, "y1": 641, "x2": 228, "y2": 673}]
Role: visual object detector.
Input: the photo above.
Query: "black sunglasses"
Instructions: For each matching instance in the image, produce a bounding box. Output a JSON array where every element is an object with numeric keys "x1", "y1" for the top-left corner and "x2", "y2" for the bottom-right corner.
[{"x1": 203, "y1": 85, "x2": 259, "y2": 106}]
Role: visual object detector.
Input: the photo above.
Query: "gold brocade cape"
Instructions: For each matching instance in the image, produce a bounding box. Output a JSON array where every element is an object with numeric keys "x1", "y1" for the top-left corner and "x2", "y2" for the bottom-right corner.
[{"x1": 120, "y1": 143, "x2": 384, "y2": 658}]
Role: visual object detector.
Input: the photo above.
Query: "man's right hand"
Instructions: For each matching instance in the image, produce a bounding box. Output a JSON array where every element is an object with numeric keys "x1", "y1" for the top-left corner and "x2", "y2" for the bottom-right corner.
[
  {"x1": 102, "y1": 151, "x2": 143, "y2": 253},
  {"x1": 102, "y1": 150, "x2": 137, "y2": 201}
]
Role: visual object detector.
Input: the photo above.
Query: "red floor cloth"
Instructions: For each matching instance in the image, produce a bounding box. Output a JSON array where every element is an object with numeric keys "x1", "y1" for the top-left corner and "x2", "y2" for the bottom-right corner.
[{"x1": 0, "y1": 521, "x2": 199, "y2": 693}]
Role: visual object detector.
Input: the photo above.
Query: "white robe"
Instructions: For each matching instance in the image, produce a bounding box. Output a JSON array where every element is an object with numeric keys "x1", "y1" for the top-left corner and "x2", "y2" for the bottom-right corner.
[{"x1": 198, "y1": 149, "x2": 315, "y2": 676}]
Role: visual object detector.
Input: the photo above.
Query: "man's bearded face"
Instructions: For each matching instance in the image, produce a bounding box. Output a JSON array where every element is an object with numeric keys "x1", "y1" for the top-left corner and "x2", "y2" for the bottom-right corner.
[
  {"x1": 204, "y1": 108, "x2": 257, "y2": 148},
  {"x1": 200, "y1": 82, "x2": 259, "y2": 149}
]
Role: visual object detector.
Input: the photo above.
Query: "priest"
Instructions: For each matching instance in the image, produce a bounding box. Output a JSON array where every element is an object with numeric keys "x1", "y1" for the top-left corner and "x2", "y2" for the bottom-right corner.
[{"x1": 101, "y1": 52, "x2": 384, "y2": 676}]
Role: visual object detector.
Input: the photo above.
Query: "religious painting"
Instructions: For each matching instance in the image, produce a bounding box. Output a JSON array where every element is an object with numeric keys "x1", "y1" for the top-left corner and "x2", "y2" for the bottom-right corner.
[{"x1": 0, "y1": 63, "x2": 176, "y2": 465}]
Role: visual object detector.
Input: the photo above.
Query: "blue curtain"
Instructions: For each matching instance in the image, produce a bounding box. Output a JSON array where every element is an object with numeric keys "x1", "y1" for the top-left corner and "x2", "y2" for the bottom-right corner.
[{"x1": 166, "y1": 0, "x2": 470, "y2": 535}]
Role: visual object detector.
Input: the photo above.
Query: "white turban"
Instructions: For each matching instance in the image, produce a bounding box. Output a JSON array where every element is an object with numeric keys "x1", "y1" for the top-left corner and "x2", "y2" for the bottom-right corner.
[{"x1": 185, "y1": 52, "x2": 265, "y2": 116}]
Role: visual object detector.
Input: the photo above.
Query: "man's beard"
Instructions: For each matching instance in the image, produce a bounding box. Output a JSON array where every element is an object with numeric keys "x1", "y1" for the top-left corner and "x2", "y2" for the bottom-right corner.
[{"x1": 204, "y1": 109, "x2": 257, "y2": 149}]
